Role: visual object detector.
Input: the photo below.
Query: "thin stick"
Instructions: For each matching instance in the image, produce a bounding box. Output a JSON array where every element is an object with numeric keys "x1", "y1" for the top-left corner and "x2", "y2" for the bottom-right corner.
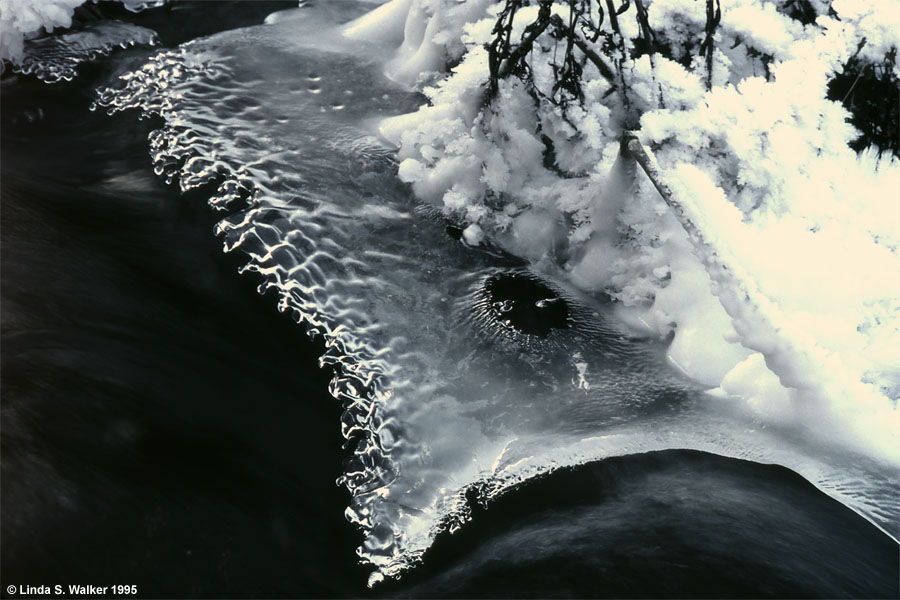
[
  {"x1": 622, "y1": 133, "x2": 703, "y2": 243},
  {"x1": 497, "y1": 5, "x2": 553, "y2": 79},
  {"x1": 568, "y1": 28, "x2": 617, "y2": 82}
]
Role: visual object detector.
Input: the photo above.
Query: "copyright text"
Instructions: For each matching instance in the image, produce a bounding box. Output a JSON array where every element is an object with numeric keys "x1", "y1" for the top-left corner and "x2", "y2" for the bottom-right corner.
[{"x1": 5, "y1": 585, "x2": 137, "y2": 596}]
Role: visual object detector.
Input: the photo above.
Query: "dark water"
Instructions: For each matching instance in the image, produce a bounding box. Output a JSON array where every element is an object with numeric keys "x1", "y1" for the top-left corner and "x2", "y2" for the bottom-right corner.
[{"x1": 1, "y1": 3, "x2": 898, "y2": 598}]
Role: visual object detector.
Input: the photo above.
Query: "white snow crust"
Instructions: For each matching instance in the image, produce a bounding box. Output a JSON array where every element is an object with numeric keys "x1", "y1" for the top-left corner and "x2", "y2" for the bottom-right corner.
[{"x1": 359, "y1": 0, "x2": 900, "y2": 462}]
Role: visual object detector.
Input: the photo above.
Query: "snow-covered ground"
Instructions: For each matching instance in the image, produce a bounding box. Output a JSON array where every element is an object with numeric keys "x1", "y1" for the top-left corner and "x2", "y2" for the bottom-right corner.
[{"x1": 350, "y1": 0, "x2": 900, "y2": 463}]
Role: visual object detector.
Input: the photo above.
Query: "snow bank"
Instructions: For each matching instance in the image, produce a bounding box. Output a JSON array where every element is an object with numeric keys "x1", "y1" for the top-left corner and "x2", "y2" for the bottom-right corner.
[{"x1": 360, "y1": 0, "x2": 900, "y2": 461}]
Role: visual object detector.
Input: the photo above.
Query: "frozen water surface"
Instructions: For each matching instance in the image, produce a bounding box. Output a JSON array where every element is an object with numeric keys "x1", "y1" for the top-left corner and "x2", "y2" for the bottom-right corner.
[
  {"x1": 91, "y1": 0, "x2": 899, "y2": 585},
  {"x1": 8, "y1": 20, "x2": 158, "y2": 82}
]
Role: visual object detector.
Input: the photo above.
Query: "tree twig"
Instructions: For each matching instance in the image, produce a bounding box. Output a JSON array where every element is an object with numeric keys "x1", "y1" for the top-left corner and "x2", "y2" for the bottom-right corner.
[
  {"x1": 700, "y1": 0, "x2": 721, "y2": 90},
  {"x1": 621, "y1": 133, "x2": 702, "y2": 243},
  {"x1": 549, "y1": 15, "x2": 617, "y2": 82},
  {"x1": 496, "y1": 2, "x2": 553, "y2": 80}
]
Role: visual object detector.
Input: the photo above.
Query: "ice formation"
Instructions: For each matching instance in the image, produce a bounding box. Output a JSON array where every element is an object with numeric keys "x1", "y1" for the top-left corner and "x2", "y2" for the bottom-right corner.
[
  {"x1": 8, "y1": 19, "x2": 158, "y2": 82},
  {"x1": 0, "y1": 0, "x2": 160, "y2": 68},
  {"x1": 364, "y1": 0, "x2": 900, "y2": 462},
  {"x1": 90, "y1": 0, "x2": 899, "y2": 586}
]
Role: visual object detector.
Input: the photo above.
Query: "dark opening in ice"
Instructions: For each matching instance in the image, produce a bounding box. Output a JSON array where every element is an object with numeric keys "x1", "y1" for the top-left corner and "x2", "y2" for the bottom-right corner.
[{"x1": 485, "y1": 273, "x2": 569, "y2": 337}]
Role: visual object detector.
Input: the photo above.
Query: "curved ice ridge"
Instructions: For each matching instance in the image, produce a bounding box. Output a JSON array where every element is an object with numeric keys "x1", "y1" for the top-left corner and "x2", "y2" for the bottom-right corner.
[
  {"x1": 11, "y1": 20, "x2": 158, "y2": 83},
  {"x1": 121, "y1": 0, "x2": 167, "y2": 13},
  {"x1": 91, "y1": 9, "x2": 899, "y2": 585},
  {"x1": 92, "y1": 41, "x2": 427, "y2": 579}
]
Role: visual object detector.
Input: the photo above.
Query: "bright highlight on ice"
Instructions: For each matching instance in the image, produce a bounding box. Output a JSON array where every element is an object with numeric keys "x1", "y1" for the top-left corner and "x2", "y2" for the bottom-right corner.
[
  {"x1": 8, "y1": 0, "x2": 898, "y2": 589},
  {"x1": 0, "y1": 0, "x2": 160, "y2": 65}
]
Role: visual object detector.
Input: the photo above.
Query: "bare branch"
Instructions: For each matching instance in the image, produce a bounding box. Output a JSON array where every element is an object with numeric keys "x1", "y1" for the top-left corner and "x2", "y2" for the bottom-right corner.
[
  {"x1": 621, "y1": 133, "x2": 702, "y2": 244},
  {"x1": 549, "y1": 15, "x2": 617, "y2": 82}
]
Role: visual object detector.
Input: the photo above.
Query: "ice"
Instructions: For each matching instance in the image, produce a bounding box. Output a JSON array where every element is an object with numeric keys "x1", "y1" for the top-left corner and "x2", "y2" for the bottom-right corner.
[
  {"x1": 1, "y1": 0, "x2": 84, "y2": 62},
  {"x1": 0, "y1": 0, "x2": 160, "y2": 67},
  {"x1": 344, "y1": 0, "x2": 495, "y2": 85},
  {"x1": 378, "y1": 0, "x2": 900, "y2": 464},
  {"x1": 92, "y1": 0, "x2": 899, "y2": 585},
  {"x1": 7, "y1": 19, "x2": 158, "y2": 83}
]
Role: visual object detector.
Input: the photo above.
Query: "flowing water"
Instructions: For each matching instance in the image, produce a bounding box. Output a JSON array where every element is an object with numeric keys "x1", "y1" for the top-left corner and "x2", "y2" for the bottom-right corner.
[{"x1": 2, "y1": 1, "x2": 898, "y2": 597}]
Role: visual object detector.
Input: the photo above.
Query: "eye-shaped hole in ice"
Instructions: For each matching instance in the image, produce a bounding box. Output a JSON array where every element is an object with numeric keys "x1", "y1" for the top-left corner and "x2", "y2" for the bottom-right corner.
[
  {"x1": 460, "y1": 269, "x2": 624, "y2": 358},
  {"x1": 484, "y1": 273, "x2": 569, "y2": 337}
]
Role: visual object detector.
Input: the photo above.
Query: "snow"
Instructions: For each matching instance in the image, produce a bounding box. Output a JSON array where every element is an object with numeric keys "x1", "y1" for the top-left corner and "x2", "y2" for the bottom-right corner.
[
  {"x1": 86, "y1": 0, "x2": 899, "y2": 583},
  {"x1": 831, "y1": 0, "x2": 900, "y2": 67},
  {"x1": 0, "y1": 0, "x2": 84, "y2": 61},
  {"x1": 0, "y1": 0, "x2": 158, "y2": 64},
  {"x1": 365, "y1": 0, "x2": 900, "y2": 462}
]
